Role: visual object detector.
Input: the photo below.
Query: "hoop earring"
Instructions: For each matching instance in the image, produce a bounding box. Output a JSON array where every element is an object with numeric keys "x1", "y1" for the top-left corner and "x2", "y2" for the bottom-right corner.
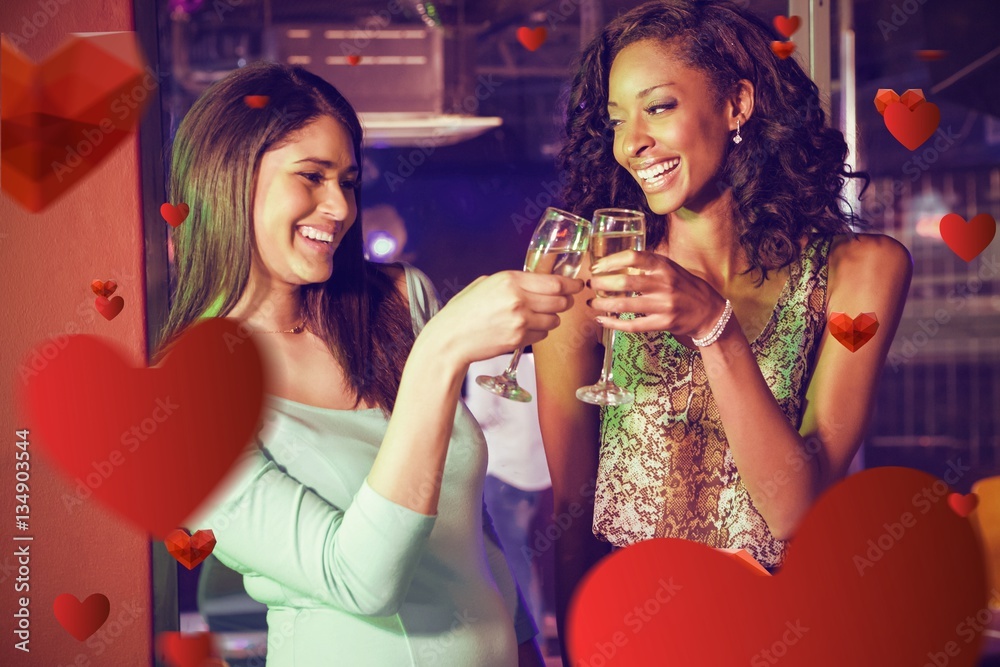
[{"x1": 732, "y1": 119, "x2": 743, "y2": 145}]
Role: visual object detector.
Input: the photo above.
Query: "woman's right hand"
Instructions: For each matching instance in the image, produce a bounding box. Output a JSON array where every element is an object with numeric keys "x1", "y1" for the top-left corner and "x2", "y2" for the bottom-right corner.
[{"x1": 419, "y1": 271, "x2": 583, "y2": 369}]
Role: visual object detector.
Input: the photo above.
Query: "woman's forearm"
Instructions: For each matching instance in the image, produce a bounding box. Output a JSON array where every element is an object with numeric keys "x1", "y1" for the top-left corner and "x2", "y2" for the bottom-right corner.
[{"x1": 698, "y1": 321, "x2": 823, "y2": 539}]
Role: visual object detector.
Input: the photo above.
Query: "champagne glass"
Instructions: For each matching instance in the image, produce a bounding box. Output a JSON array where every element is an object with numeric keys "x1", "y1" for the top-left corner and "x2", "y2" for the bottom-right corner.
[
  {"x1": 576, "y1": 208, "x2": 646, "y2": 406},
  {"x1": 476, "y1": 207, "x2": 591, "y2": 402}
]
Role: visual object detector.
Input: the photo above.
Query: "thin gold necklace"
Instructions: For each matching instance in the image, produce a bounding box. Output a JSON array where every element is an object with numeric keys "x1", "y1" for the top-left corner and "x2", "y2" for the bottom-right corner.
[{"x1": 255, "y1": 318, "x2": 307, "y2": 334}]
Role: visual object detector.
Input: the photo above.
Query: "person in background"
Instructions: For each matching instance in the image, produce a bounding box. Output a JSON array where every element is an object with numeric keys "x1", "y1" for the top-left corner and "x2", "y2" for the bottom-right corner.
[{"x1": 466, "y1": 351, "x2": 553, "y2": 629}]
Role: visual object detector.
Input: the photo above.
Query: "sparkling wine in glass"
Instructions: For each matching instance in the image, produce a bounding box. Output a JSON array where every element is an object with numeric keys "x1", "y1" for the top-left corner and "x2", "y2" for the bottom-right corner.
[
  {"x1": 476, "y1": 207, "x2": 591, "y2": 402},
  {"x1": 576, "y1": 208, "x2": 646, "y2": 406}
]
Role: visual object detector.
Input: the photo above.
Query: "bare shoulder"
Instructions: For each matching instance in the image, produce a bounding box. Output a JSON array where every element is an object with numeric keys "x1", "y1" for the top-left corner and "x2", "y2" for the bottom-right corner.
[
  {"x1": 829, "y1": 232, "x2": 912, "y2": 270},
  {"x1": 375, "y1": 261, "x2": 409, "y2": 301}
]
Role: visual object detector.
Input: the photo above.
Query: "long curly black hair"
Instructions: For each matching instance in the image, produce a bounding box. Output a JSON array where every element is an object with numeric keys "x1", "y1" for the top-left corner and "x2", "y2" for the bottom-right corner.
[{"x1": 559, "y1": 0, "x2": 868, "y2": 280}]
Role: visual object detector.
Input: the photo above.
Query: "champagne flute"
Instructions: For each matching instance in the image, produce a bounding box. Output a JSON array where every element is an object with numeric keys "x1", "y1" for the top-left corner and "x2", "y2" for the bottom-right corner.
[
  {"x1": 576, "y1": 208, "x2": 646, "y2": 406},
  {"x1": 476, "y1": 207, "x2": 591, "y2": 402}
]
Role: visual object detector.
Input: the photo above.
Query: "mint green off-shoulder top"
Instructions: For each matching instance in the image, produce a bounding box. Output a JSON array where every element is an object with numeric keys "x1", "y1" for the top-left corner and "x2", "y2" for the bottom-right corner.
[{"x1": 185, "y1": 264, "x2": 536, "y2": 666}]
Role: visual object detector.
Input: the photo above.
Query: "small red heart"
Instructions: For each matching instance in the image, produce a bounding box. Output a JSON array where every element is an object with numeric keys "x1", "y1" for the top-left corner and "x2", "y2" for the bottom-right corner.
[
  {"x1": 346, "y1": 55, "x2": 361, "y2": 66},
  {"x1": 884, "y1": 100, "x2": 940, "y2": 150},
  {"x1": 53, "y1": 593, "x2": 110, "y2": 641},
  {"x1": 161, "y1": 202, "x2": 190, "y2": 228},
  {"x1": 243, "y1": 95, "x2": 269, "y2": 109},
  {"x1": 948, "y1": 493, "x2": 979, "y2": 518},
  {"x1": 939, "y1": 213, "x2": 996, "y2": 262},
  {"x1": 773, "y1": 15, "x2": 801, "y2": 38},
  {"x1": 90, "y1": 280, "x2": 118, "y2": 298},
  {"x1": 20, "y1": 318, "x2": 266, "y2": 538},
  {"x1": 828, "y1": 312, "x2": 879, "y2": 352},
  {"x1": 165, "y1": 528, "x2": 217, "y2": 569},
  {"x1": 158, "y1": 631, "x2": 215, "y2": 667},
  {"x1": 899, "y1": 89, "x2": 926, "y2": 110},
  {"x1": 95, "y1": 295, "x2": 125, "y2": 320},
  {"x1": 516, "y1": 26, "x2": 547, "y2": 52},
  {"x1": 770, "y1": 40, "x2": 796, "y2": 59}
]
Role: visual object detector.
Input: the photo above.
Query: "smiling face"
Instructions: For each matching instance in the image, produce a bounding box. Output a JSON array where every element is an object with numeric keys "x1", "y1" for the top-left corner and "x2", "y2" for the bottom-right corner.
[
  {"x1": 608, "y1": 39, "x2": 739, "y2": 216},
  {"x1": 250, "y1": 114, "x2": 360, "y2": 288}
]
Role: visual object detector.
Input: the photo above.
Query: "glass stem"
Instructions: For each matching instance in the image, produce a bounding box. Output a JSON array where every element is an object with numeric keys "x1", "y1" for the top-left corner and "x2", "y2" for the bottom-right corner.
[
  {"x1": 503, "y1": 346, "x2": 525, "y2": 381},
  {"x1": 599, "y1": 317, "x2": 615, "y2": 385}
]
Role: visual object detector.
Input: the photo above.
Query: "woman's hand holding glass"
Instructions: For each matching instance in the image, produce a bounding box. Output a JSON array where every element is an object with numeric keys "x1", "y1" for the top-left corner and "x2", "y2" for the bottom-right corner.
[
  {"x1": 423, "y1": 270, "x2": 583, "y2": 373},
  {"x1": 588, "y1": 251, "x2": 728, "y2": 338}
]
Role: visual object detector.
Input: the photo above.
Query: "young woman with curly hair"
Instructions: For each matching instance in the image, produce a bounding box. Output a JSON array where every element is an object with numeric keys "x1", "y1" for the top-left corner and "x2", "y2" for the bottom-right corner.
[
  {"x1": 533, "y1": 0, "x2": 912, "y2": 637},
  {"x1": 156, "y1": 61, "x2": 580, "y2": 666}
]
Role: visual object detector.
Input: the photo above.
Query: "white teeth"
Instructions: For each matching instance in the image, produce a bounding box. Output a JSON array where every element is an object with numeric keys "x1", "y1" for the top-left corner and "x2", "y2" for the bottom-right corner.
[
  {"x1": 298, "y1": 227, "x2": 334, "y2": 243},
  {"x1": 636, "y1": 158, "x2": 680, "y2": 182}
]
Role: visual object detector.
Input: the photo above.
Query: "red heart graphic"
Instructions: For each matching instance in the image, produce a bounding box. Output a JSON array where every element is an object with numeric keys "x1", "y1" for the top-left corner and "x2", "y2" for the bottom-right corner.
[
  {"x1": 899, "y1": 89, "x2": 926, "y2": 110},
  {"x1": 95, "y1": 295, "x2": 125, "y2": 321},
  {"x1": 773, "y1": 15, "x2": 801, "y2": 38},
  {"x1": 828, "y1": 312, "x2": 879, "y2": 352},
  {"x1": 346, "y1": 55, "x2": 361, "y2": 66},
  {"x1": 948, "y1": 493, "x2": 979, "y2": 517},
  {"x1": 165, "y1": 528, "x2": 217, "y2": 569},
  {"x1": 19, "y1": 318, "x2": 266, "y2": 538},
  {"x1": 939, "y1": 213, "x2": 996, "y2": 262},
  {"x1": 53, "y1": 593, "x2": 110, "y2": 641},
  {"x1": 91, "y1": 280, "x2": 118, "y2": 298},
  {"x1": 158, "y1": 631, "x2": 215, "y2": 667},
  {"x1": 0, "y1": 34, "x2": 152, "y2": 212},
  {"x1": 770, "y1": 40, "x2": 796, "y2": 59},
  {"x1": 884, "y1": 100, "x2": 940, "y2": 150},
  {"x1": 243, "y1": 95, "x2": 269, "y2": 109},
  {"x1": 161, "y1": 202, "x2": 190, "y2": 228},
  {"x1": 567, "y1": 468, "x2": 987, "y2": 666},
  {"x1": 516, "y1": 26, "x2": 547, "y2": 52}
]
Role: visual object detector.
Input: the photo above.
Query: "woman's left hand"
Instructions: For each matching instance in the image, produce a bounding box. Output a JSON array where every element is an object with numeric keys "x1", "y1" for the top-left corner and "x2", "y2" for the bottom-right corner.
[{"x1": 588, "y1": 250, "x2": 727, "y2": 337}]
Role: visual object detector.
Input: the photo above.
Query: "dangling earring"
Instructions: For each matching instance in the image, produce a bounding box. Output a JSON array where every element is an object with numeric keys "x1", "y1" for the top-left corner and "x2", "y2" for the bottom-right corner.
[{"x1": 732, "y1": 119, "x2": 743, "y2": 145}]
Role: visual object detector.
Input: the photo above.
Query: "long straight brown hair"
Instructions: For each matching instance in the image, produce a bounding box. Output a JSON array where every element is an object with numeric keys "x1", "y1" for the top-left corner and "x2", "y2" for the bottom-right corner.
[{"x1": 154, "y1": 61, "x2": 415, "y2": 413}]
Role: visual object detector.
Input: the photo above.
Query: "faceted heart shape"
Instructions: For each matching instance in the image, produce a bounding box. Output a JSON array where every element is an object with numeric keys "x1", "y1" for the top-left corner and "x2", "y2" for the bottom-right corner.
[
  {"x1": 161, "y1": 202, "x2": 190, "y2": 228},
  {"x1": 770, "y1": 41, "x2": 796, "y2": 59},
  {"x1": 53, "y1": 593, "x2": 110, "y2": 641},
  {"x1": 884, "y1": 100, "x2": 940, "y2": 150},
  {"x1": 243, "y1": 95, "x2": 269, "y2": 109},
  {"x1": 899, "y1": 89, "x2": 926, "y2": 110},
  {"x1": 566, "y1": 468, "x2": 988, "y2": 666},
  {"x1": 949, "y1": 493, "x2": 979, "y2": 518},
  {"x1": 939, "y1": 213, "x2": 996, "y2": 262},
  {"x1": 1, "y1": 34, "x2": 153, "y2": 212},
  {"x1": 19, "y1": 318, "x2": 266, "y2": 538},
  {"x1": 772, "y1": 15, "x2": 801, "y2": 38},
  {"x1": 95, "y1": 295, "x2": 125, "y2": 320},
  {"x1": 157, "y1": 631, "x2": 215, "y2": 667},
  {"x1": 828, "y1": 312, "x2": 879, "y2": 352},
  {"x1": 165, "y1": 528, "x2": 217, "y2": 569},
  {"x1": 91, "y1": 280, "x2": 118, "y2": 298},
  {"x1": 517, "y1": 26, "x2": 547, "y2": 52},
  {"x1": 875, "y1": 89, "x2": 925, "y2": 115},
  {"x1": 346, "y1": 55, "x2": 361, "y2": 66}
]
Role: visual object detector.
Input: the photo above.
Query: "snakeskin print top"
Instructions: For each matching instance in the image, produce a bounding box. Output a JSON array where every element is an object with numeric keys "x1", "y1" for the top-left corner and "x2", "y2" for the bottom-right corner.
[{"x1": 595, "y1": 236, "x2": 833, "y2": 570}]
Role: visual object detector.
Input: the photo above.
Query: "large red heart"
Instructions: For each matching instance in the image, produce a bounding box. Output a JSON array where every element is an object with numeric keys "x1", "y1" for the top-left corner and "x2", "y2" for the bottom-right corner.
[
  {"x1": 773, "y1": 15, "x2": 801, "y2": 38},
  {"x1": 165, "y1": 528, "x2": 217, "y2": 569},
  {"x1": 828, "y1": 312, "x2": 879, "y2": 352},
  {"x1": 157, "y1": 631, "x2": 216, "y2": 667},
  {"x1": 19, "y1": 318, "x2": 266, "y2": 538},
  {"x1": 1, "y1": 34, "x2": 153, "y2": 212},
  {"x1": 884, "y1": 100, "x2": 940, "y2": 150},
  {"x1": 567, "y1": 468, "x2": 988, "y2": 666},
  {"x1": 939, "y1": 213, "x2": 996, "y2": 262},
  {"x1": 517, "y1": 26, "x2": 547, "y2": 52},
  {"x1": 53, "y1": 593, "x2": 110, "y2": 641}
]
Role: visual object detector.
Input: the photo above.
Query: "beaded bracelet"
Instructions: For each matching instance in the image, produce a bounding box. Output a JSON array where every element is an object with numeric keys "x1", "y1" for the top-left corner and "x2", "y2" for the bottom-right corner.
[{"x1": 692, "y1": 299, "x2": 733, "y2": 347}]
